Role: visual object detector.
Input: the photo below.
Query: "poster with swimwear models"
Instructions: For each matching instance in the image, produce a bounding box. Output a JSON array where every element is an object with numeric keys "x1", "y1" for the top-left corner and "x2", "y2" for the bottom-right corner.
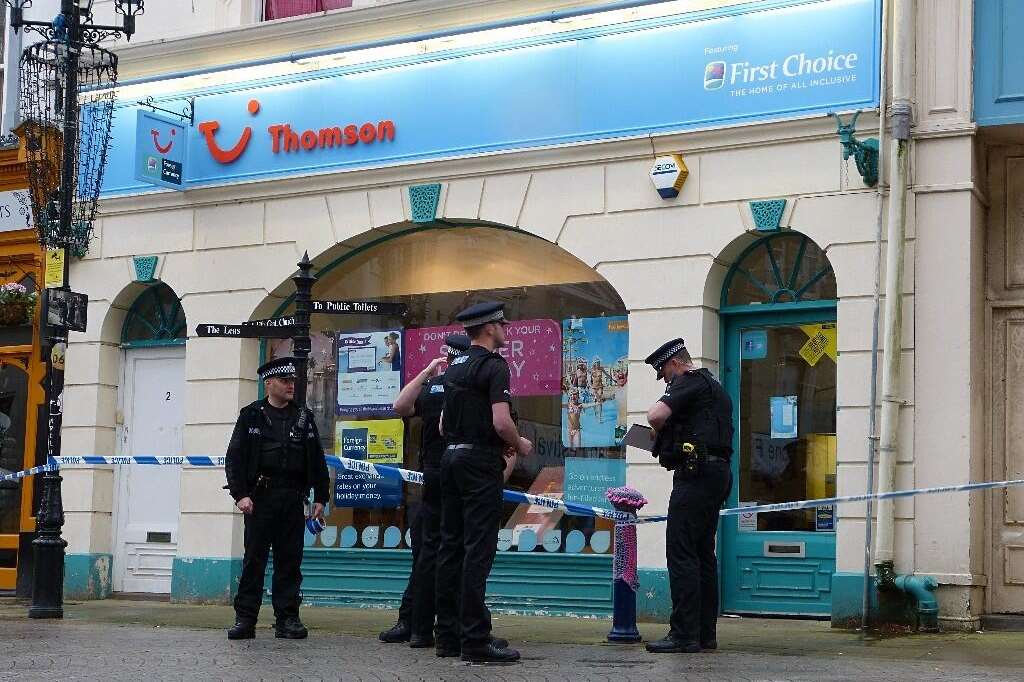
[{"x1": 560, "y1": 316, "x2": 629, "y2": 448}]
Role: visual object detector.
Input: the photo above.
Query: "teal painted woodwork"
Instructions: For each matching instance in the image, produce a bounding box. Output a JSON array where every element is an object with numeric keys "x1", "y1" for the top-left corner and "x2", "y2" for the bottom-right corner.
[
  {"x1": 408, "y1": 184, "x2": 442, "y2": 223},
  {"x1": 64, "y1": 553, "x2": 113, "y2": 600},
  {"x1": 749, "y1": 199, "x2": 786, "y2": 232},
  {"x1": 975, "y1": 0, "x2": 1024, "y2": 126},
  {"x1": 132, "y1": 255, "x2": 158, "y2": 282},
  {"x1": 721, "y1": 232, "x2": 837, "y2": 310},
  {"x1": 122, "y1": 282, "x2": 187, "y2": 348},
  {"x1": 170, "y1": 556, "x2": 243, "y2": 604},
  {"x1": 637, "y1": 568, "x2": 671, "y2": 621},
  {"x1": 294, "y1": 549, "x2": 613, "y2": 617}
]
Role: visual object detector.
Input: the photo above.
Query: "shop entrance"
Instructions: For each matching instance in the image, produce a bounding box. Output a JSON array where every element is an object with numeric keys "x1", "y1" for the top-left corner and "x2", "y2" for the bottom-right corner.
[
  {"x1": 718, "y1": 233, "x2": 838, "y2": 616},
  {"x1": 113, "y1": 284, "x2": 187, "y2": 594}
]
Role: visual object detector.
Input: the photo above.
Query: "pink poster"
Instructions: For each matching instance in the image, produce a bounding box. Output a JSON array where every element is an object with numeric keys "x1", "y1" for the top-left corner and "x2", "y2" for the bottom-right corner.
[{"x1": 404, "y1": 319, "x2": 561, "y2": 396}]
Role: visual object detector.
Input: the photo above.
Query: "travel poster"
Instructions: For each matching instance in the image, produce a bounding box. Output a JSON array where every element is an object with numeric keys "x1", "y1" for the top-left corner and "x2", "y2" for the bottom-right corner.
[
  {"x1": 333, "y1": 419, "x2": 404, "y2": 508},
  {"x1": 403, "y1": 319, "x2": 561, "y2": 396},
  {"x1": 561, "y1": 316, "x2": 629, "y2": 448},
  {"x1": 336, "y1": 329, "x2": 403, "y2": 416}
]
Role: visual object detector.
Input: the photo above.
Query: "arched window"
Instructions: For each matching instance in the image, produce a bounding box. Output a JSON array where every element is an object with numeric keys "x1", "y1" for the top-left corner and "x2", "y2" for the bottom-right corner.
[
  {"x1": 722, "y1": 232, "x2": 837, "y2": 309},
  {"x1": 121, "y1": 283, "x2": 187, "y2": 348}
]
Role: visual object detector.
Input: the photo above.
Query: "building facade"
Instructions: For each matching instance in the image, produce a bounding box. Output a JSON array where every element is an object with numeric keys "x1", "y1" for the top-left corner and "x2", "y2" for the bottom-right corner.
[{"x1": 2, "y1": 0, "x2": 999, "y2": 629}]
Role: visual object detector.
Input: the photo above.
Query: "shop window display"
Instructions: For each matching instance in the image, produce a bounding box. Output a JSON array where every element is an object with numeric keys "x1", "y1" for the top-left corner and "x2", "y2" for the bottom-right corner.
[{"x1": 268, "y1": 227, "x2": 628, "y2": 554}]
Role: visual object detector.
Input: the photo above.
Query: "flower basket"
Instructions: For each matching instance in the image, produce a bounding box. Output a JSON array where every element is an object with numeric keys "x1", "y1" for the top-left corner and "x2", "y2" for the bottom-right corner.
[{"x1": 0, "y1": 283, "x2": 37, "y2": 327}]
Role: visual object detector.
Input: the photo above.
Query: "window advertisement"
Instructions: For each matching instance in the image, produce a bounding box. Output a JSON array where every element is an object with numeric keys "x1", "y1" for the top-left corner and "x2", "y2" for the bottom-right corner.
[
  {"x1": 336, "y1": 329, "x2": 403, "y2": 416},
  {"x1": 333, "y1": 419, "x2": 404, "y2": 509},
  {"x1": 561, "y1": 316, "x2": 629, "y2": 448},
  {"x1": 404, "y1": 320, "x2": 562, "y2": 396},
  {"x1": 270, "y1": 227, "x2": 627, "y2": 554}
]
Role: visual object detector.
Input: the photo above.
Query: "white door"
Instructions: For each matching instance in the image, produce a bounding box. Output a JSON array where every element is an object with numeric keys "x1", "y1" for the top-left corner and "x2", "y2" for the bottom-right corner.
[{"x1": 113, "y1": 346, "x2": 185, "y2": 594}]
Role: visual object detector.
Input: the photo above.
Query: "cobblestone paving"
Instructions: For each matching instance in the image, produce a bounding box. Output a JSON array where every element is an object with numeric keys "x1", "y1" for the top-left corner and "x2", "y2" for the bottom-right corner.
[{"x1": 1, "y1": 619, "x2": 1021, "y2": 682}]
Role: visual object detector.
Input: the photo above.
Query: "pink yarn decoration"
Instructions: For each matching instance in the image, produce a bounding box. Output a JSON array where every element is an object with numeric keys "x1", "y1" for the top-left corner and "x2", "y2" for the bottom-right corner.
[{"x1": 606, "y1": 486, "x2": 648, "y2": 591}]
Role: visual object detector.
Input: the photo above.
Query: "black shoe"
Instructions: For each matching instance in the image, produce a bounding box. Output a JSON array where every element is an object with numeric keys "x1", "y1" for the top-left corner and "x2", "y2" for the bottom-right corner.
[
  {"x1": 489, "y1": 635, "x2": 509, "y2": 649},
  {"x1": 409, "y1": 634, "x2": 435, "y2": 648},
  {"x1": 645, "y1": 636, "x2": 700, "y2": 653},
  {"x1": 435, "y1": 642, "x2": 461, "y2": 657},
  {"x1": 461, "y1": 642, "x2": 521, "y2": 663},
  {"x1": 379, "y1": 620, "x2": 411, "y2": 643},
  {"x1": 227, "y1": 620, "x2": 255, "y2": 640},
  {"x1": 274, "y1": 617, "x2": 308, "y2": 639},
  {"x1": 700, "y1": 639, "x2": 718, "y2": 650}
]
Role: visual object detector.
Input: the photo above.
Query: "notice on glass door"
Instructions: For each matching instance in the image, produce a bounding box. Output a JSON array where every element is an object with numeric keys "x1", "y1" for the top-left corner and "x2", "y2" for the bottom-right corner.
[{"x1": 770, "y1": 395, "x2": 798, "y2": 440}]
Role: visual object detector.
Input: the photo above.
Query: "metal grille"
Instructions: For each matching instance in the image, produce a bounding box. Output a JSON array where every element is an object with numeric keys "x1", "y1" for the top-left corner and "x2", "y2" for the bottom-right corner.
[{"x1": 18, "y1": 40, "x2": 117, "y2": 256}]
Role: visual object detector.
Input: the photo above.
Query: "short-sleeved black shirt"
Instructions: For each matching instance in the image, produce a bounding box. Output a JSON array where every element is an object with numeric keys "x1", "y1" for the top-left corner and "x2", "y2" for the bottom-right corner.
[
  {"x1": 658, "y1": 370, "x2": 712, "y2": 414},
  {"x1": 657, "y1": 368, "x2": 734, "y2": 456},
  {"x1": 413, "y1": 374, "x2": 447, "y2": 469},
  {"x1": 442, "y1": 345, "x2": 511, "y2": 447}
]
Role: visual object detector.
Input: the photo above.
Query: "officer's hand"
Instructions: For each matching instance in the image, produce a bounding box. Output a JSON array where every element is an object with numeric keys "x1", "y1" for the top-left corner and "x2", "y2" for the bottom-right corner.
[
  {"x1": 310, "y1": 502, "x2": 325, "y2": 522},
  {"x1": 516, "y1": 437, "x2": 533, "y2": 457},
  {"x1": 427, "y1": 355, "x2": 447, "y2": 371},
  {"x1": 236, "y1": 497, "x2": 254, "y2": 514}
]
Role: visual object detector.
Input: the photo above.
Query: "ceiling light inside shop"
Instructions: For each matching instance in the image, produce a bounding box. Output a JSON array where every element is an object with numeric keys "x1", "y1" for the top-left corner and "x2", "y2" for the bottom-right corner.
[{"x1": 114, "y1": 0, "x2": 753, "y2": 101}]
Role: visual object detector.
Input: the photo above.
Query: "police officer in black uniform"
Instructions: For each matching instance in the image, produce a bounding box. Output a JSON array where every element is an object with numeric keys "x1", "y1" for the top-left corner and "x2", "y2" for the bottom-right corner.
[
  {"x1": 642, "y1": 339, "x2": 734, "y2": 654},
  {"x1": 378, "y1": 334, "x2": 471, "y2": 646},
  {"x1": 435, "y1": 302, "x2": 532, "y2": 663},
  {"x1": 225, "y1": 357, "x2": 330, "y2": 640}
]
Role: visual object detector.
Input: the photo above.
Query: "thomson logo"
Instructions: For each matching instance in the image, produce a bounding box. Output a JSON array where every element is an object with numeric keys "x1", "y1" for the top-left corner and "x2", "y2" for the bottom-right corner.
[{"x1": 704, "y1": 61, "x2": 726, "y2": 90}]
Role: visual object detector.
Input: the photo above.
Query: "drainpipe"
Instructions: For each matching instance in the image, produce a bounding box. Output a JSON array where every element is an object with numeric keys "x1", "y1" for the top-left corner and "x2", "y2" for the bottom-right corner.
[{"x1": 874, "y1": 0, "x2": 938, "y2": 631}]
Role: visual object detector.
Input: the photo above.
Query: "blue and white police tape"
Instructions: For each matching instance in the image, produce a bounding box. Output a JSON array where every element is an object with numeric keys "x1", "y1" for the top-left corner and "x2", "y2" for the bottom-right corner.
[{"x1": 630, "y1": 476, "x2": 1024, "y2": 525}]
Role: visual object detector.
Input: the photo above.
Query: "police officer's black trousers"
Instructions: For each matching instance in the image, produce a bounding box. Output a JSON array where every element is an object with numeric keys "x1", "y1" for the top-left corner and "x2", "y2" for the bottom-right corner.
[
  {"x1": 397, "y1": 489, "x2": 425, "y2": 625},
  {"x1": 435, "y1": 447, "x2": 503, "y2": 649},
  {"x1": 234, "y1": 488, "x2": 305, "y2": 624},
  {"x1": 407, "y1": 467, "x2": 442, "y2": 637},
  {"x1": 665, "y1": 460, "x2": 732, "y2": 644}
]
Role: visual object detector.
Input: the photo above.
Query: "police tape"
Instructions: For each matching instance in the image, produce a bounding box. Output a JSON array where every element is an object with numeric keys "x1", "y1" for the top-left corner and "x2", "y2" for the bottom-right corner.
[{"x1": 6, "y1": 456, "x2": 1023, "y2": 528}]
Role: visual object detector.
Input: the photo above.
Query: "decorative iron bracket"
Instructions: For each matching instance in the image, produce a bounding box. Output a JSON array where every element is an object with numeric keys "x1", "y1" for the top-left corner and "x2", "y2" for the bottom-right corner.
[
  {"x1": 831, "y1": 110, "x2": 879, "y2": 187},
  {"x1": 136, "y1": 96, "x2": 195, "y2": 127}
]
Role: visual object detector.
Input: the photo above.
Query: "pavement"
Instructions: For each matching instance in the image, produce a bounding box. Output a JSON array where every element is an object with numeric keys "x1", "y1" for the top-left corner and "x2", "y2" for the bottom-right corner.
[{"x1": 2, "y1": 598, "x2": 1024, "y2": 681}]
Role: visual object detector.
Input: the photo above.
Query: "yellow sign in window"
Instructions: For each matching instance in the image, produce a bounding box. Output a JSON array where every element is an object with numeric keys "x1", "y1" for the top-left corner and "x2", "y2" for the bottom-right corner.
[{"x1": 799, "y1": 324, "x2": 837, "y2": 366}]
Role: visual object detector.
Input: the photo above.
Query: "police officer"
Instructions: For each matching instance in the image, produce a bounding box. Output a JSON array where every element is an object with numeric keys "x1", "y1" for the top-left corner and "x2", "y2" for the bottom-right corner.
[
  {"x1": 378, "y1": 334, "x2": 471, "y2": 646},
  {"x1": 643, "y1": 339, "x2": 734, "y2": 654},
  {"x1": 225, "y1": 356, "x2": 330, "y2": 640},
  {"x1": 435, "y1": 302, "x2": 532, "y2": 663}
]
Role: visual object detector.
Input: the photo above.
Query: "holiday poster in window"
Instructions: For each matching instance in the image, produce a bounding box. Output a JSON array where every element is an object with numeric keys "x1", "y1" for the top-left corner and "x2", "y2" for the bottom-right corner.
[
  {"x1": 561, "y1": 316, "x2": 629, "y2": 448},
  {"x1": 336, "y1": 329, "x2": 403, "y2": 416}
]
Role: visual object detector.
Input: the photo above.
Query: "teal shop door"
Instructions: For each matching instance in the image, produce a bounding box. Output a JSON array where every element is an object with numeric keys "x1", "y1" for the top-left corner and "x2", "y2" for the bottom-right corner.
[{"x1": 718, "y1": 233, "x2": 838, "y2": 616}]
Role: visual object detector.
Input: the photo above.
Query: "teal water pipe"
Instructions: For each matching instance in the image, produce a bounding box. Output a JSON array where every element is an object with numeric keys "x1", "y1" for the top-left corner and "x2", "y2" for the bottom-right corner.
[{"x1": 892, "y1": 575, "x2": 939, "y2": 632}]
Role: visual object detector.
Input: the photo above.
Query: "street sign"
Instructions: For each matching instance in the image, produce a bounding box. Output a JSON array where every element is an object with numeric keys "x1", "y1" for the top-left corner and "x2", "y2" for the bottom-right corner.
[
  {"x1": 312, "y1": 300, "x2": 406, "y2": 316},
  {"x1": 195, "y1": 317, "x2": 297, "y2": 339}
]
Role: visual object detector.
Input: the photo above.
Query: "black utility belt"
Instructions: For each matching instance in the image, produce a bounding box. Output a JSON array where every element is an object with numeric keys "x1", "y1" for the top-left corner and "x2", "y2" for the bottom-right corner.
[{"x1": 255, "y1": 475, "x2": 305, "y2": 490}]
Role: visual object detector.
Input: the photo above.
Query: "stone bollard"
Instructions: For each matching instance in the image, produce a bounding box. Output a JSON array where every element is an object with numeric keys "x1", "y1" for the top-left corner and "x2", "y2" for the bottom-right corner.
[{"x1": 605, "y1": 486, "x2": 648, "y2": 643}]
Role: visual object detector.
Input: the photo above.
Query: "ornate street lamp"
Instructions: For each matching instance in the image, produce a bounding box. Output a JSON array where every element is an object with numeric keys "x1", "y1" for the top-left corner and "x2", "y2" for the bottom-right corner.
[{"x1": 4, "y1": 0, "x2": 143, "y2": 619}]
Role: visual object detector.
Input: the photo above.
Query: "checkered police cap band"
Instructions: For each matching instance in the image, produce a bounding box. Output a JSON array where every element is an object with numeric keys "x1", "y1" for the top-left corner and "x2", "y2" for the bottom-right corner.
[
  {"x1": 260, "y1": 362, "x2": 297, "y2": 382},
  {"x1": 651, "y1": 341, "x2": 686, "y2": 370},
  {"x1": 461, "y1": 308, "x2": 505, "y2": 328}
]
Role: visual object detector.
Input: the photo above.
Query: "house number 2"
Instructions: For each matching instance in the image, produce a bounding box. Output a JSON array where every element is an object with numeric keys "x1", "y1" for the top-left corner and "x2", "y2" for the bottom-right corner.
[{"x1": 165, "y1": 392, "x2": 171, "y2": 401}]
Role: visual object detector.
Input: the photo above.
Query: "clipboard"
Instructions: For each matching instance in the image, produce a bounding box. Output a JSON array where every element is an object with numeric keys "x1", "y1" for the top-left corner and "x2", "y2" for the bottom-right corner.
[{"x1": 623, "y1": 424, "x2": 656, "y2": 452}]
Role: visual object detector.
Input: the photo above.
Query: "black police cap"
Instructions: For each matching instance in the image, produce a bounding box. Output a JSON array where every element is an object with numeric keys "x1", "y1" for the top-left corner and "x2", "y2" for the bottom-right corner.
[
  {"x1": 444, "y1": 333, "x2": 471, "y2": 356},
  {"x1": 455, "y1": 301, "x2": 507, "y2": 328},
  {"x1": 258, "y1": 356, "x2": 298, "y2": 382},
  {"x1": 645, "y1": 338, "x2": 686, "y2": 379}
]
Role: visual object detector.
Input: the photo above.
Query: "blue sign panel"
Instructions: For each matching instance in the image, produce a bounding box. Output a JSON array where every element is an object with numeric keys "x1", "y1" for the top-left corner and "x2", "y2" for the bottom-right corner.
[
  {"x1": 975, "y1": 0, "x2": 1024, "y2": 126},
  {"x1": 564, "y1": 457, "x2": 627, "y2": 510},
  {"x1": 103, "y1": 0, "x2": 880, "y2": 195},
  {"x1": 333, "y1": 427, "x2": 403, "y2": 508},
  {"x1": 133, "y1": 110, "x2": 186, "y2": 190}
]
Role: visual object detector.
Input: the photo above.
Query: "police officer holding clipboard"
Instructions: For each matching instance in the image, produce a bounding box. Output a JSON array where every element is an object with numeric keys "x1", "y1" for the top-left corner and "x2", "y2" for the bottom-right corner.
[
  {"x1": 643, "y1": 338, "x2": 734, "y2": 654},
  {"x1": 434, "y1": 302, "x2": 532, "y2": 663}
]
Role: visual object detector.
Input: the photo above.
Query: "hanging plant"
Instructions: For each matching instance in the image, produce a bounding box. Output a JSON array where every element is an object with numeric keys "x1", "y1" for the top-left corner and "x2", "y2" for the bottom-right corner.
[{"x1": 0, "y1": 283, "x2": 38, "y2": 326}]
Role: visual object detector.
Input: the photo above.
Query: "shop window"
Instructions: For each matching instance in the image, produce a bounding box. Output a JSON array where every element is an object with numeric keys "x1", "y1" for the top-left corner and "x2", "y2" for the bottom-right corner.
[
  {"x1": 723, "y1": 233, "x2": 836, "y2": 308},
  {"x1": 264, "y1": 0, "x2": 352, "y2": 20},
  {"x1": 0, "y1": 362, "x2": 28, "y2": 535},
  {"x1": 122, "y1": 283, "x2": 187, "y2": 348},
  {"x1": 268, "y1": 227, "x2": 629, "y2": 555}
]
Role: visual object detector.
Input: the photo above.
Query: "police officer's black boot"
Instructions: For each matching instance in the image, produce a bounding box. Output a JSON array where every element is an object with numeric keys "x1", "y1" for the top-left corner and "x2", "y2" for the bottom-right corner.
[
  {"x1": 379, "y1": 620, "x2": 411, "y2": 643},
  {"x1": 461, "y1": 642, "x2": 521, "y2": 663},
  {"x1": 645, "y1": 635, "x2": 700, "y2": 654},
  {"x1": 275, "y1": 616, "x2": 309, "y2": 639},
  {"x1": 227, "y1": 620, "x2": 256, "y2": 640}
]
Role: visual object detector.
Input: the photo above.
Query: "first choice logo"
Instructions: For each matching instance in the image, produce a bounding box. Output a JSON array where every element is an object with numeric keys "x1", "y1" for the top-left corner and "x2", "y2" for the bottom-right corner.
[{"x1": 705, "y1": 49, "x2": 859, "y2": 90}]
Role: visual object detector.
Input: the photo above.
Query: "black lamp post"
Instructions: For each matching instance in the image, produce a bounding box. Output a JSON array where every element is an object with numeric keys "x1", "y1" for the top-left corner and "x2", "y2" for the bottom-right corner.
[{"x1": 4, "y1": 0, "x2": 143, "y2": 619}]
